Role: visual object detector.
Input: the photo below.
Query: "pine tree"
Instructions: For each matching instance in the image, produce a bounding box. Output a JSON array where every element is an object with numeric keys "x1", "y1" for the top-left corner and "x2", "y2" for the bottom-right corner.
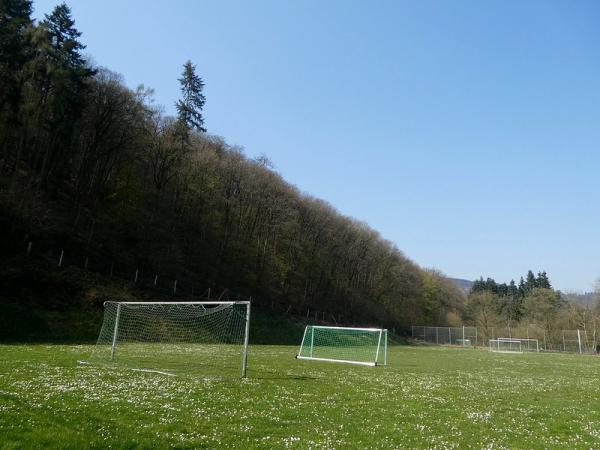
[
  {"x1": 518, "y1": 277, "x2": 526, "y2": 297},
  {"x1": 0, "y1": 0, "x2": 33, "y2": 118},
  {"x1": 30, "y1": 3, "x2": 94, "y2": 184},
  {"x1": 526, "y1": 270, "x2": 537, "y2": 292},
  {"x1": 176, "y1": 60, "x2": 206, "y2": 133},
  {"x1": 42, "y1": 3, "x2": 87, "y2": 69},
  {"x1": 537, "y1": 271, "x2": 551, "y2": 289}
]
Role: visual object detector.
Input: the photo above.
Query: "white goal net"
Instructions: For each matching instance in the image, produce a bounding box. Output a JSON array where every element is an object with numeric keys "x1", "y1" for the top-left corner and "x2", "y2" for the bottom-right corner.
[
  {"x1": 489, "y1": 338, "x2": 539, "y2": 353},
  {"x1": 296, "y1": 325, "x2": 387, "y2": 366},
  {"x1": 91, "y1": 301, "x2": 251, "y2": 377},
  {"x1": 489, "y1": 338, "x2": 521, "y2": 353}
]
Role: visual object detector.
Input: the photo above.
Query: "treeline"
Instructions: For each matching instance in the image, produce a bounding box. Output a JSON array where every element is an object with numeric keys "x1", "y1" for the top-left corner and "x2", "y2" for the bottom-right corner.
[
  {"x1": 471, "y1": 270, "x2": 550, "y2": 299},
  {"x1": 465, "y1": 271, "x2": 600, "y2": 343},
  {"x1": 0, "y1": 1, "x2": 464, "y2": 331}
]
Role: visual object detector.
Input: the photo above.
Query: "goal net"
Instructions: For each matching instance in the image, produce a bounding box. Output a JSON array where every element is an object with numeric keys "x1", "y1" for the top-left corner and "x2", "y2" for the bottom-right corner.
[
  {"x1": 489, "y1": 338, "x2": 539, "y2": 353},
  {"x1": 91, "y1": 301, "x2": 251, "y2": 377},
  {"x1": 296, "y1": 325, "x2": 387, "y2": 366}
]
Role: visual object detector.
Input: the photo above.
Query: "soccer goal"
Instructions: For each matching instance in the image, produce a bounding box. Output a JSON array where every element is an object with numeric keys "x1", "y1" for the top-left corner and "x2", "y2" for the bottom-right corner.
[
  {"x1": 296, "y1": 325, "x2": 387, "y2": 366},
  {"x1": 91, "y1": 301, "x2": 251, "y2": 377},
  {"x1": 489, "y1": 338, "x2": 523, "y2": 354},
  {"x1": 497, "y1": 337, "x2": 539, "y2": 352}
]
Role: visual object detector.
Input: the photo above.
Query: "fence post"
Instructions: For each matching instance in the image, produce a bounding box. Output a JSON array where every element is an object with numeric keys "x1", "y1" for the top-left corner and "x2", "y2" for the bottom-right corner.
[
  {"x1": 58, "y1": 250, "x2": 64, "y2": 267},
  {"x1": 436, "y1": 327, "x2": 439, "y2": 345},
  {"x1": 578, "y1": 329, "x2": 582, "y2": 354},
  {"x1": 134, "y1": 269, "x2": 138, "y2": 284},
  {"x1": 173, "y1": 280, "x2": 177, "y2": 294},
  {"x1": 154, "y1": 275, "x2": 158, "y2": 286},
  {"x1": 26, "y1": 241, "x2": 32, "y2": 256}
]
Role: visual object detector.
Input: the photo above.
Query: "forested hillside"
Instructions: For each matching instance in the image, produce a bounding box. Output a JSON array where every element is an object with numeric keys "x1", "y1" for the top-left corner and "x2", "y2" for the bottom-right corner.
[{"x1": 0, "y1": 1, "x2": 464, "y2": 335}]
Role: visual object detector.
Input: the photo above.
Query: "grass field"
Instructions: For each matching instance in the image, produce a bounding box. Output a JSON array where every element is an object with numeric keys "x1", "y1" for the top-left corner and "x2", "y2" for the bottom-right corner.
[{"x1": 2, "y1": 344, "x2": 600, "y2": 449}]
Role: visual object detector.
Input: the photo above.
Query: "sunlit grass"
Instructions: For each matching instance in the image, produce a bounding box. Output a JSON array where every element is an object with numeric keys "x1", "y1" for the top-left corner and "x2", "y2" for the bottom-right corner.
[{"x1": 1, "y1": 344, "x2": 600, "y2": 448}]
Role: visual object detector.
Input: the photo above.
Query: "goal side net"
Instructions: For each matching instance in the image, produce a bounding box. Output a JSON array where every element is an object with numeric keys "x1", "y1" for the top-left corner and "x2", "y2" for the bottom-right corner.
[
  {"x1": 296, "y1": 325, "x2": 387, "y2": 366},
  {"x1": 90, "y1": 301, "x2": 251, "y2": 377}
]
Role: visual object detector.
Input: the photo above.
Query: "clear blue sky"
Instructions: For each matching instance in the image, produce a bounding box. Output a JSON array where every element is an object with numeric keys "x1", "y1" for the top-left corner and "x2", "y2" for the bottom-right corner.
[{"x1": 34, "y1": 0, "x2": 600, "y2": 292}]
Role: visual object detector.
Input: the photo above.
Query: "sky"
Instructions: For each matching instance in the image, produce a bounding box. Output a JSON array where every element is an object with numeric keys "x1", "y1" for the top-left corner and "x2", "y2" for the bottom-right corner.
[{"x1": 34, "y1": 0, "x2": 600, "y2": 292}]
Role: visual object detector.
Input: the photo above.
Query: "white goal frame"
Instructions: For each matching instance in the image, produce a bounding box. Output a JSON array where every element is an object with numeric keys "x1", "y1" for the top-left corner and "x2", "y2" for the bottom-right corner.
[
  {"x1": 106, "y1": 301, "x2": 251, "y2": 377},
  {"x1": 489, "y1": 338, "x2": 523, "y2": 354},
  {"x1": 497, "y1": 337, "x2": 539, "y2": 352},
  {"x1": 296, "y1": 325, "x2": 387, "y2": 367}
]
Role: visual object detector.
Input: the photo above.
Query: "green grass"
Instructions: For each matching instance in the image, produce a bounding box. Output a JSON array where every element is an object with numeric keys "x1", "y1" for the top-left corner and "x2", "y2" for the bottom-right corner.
[{"x1": 2, "y1": 345, "x2": 600, "y2": 449}]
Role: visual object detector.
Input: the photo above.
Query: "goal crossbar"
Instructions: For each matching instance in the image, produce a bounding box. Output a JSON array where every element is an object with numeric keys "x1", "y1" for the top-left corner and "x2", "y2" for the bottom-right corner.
[
  {"x1": 103, "y1": 301, "x2": 250, "y2": 306},
  {"x1": 309, "y1": 325, "x2": 385, "y2": 332}
]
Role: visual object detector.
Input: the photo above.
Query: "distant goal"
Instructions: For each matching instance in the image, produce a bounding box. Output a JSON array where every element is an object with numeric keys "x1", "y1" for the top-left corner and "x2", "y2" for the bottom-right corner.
[
  {"x1": 296, "y1": 325, "x2": 387, "y2": 366},
  {"x1": 91, "y1": 301, "x2": 251, "y2": 377},
  {"x1": 489, "y1": 338, "x2": 539, "y2": 354}
]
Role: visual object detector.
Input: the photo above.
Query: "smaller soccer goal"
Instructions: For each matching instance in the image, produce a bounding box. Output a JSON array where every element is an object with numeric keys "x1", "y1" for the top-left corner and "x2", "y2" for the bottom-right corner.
[
  {"x1": 296, "y1": 325, "x2": 387, "y2": 366},
  {"x1": 490, "y1": 338, "x2": 521, "y2": 353},
  {"x1": 489, "y1": 338, "x2": 539, "y2": 354}
]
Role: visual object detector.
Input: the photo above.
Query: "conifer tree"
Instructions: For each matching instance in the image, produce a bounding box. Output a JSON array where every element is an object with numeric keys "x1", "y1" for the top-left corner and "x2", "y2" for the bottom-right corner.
[
  {"x1": 526, "y1": 270, "x2": 537, "y2": 292},
  {"x1": 536, "y1": 271, "x2": 551, "y2": 289},
  {"x1": 0, "y1": 0, "x2": 33, "y2": 122},
  {"x1": 176, "y1": 60, "x2": 206, "y2": 133}
]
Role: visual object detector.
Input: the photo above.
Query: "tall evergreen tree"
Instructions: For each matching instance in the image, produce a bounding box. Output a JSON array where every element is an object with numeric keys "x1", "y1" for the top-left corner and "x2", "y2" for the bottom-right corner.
[
  {"x1": 42, "y1": 3, "x2": 87, "y2": 69},
  {"x1": 29, "y1": 2, "x2": 94, "y2": 184},
  {"x1": 526, "y1": 270, "x2": 537, "y2": 292},
  {"x1": 518, "y1": 277, "x2": 526, "y2": 297},
  {"x1": 537, "y1": 271, "x2": 551, "y2": 289},
  {"x1": 0, "y1": 0, "x2": 33, "y2": 122},
  {"x1": 175, "y1": 60, "x2": 206, "y2": 133}
]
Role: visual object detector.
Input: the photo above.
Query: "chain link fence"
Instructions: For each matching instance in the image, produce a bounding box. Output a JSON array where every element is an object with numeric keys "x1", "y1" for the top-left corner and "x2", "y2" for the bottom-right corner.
[
  {"x1": 413, "y1": 324, "x2": 599, "y2": 354},
  {"x1": 411, "y1": 326, "x2": 478, "y2": 346}
]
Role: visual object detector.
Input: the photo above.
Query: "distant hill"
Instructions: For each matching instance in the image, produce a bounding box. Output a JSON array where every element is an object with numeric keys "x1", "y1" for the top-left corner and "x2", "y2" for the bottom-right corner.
[
  {"x1": 447, "y1": 278, "x2": 474, "y2": 293},
  {"x1": 563, "y1": 292, "x2": 597, "y2": 308}
]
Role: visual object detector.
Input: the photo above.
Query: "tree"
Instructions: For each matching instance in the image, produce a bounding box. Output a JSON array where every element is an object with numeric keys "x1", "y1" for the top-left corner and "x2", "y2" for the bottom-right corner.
[
  {"x1": 26, "y1": 3, "x2": 94, "y2": 185},
  {"x1": 525, "y1": 270, "x2": 537, "y2": 292},
  {"x1": 0, "y1": 0, "x2": 33, "y2": 167},
  {"x1": 536, "y1": 271, "x2": 551, "y2": 289},
  {"x1": 175, "y1": 60, "x2": 206, "y2": 133},
  {"x1": 464, "y1": 291, "x2": 502, "y2": 343},
  {"x1": 522, "y1": 288, "x2": 563, "y2": 340}
]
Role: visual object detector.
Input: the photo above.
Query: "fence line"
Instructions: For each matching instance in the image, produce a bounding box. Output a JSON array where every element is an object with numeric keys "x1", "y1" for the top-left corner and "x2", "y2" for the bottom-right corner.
[
  {"x1": 412, "y1": 324, "x2": 598, "y2": 355},
  {"x1": 21, "y1": 240, "x2": 351, "y2": 328},
  {"x1": 411, "y1": 326, "x2": 478, "y2": 346}
]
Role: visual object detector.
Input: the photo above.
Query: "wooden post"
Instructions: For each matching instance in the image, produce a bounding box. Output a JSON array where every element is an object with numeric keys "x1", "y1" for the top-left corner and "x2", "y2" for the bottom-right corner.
[{"x1": 58, "y1": 250, "x2": 64, "y2": 267}]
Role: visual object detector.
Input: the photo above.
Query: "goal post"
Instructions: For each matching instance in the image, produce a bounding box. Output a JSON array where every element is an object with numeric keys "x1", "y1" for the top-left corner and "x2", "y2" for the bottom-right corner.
[
  {"x1": 92, "y1": 301, "x2": 251, "y2": 377},
  {"x1": 489, "y1": 338, "x2": 523, "y2": 354},
  {"x1": 296, "y1": 325, "x2": 387, "y2": 366}
]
